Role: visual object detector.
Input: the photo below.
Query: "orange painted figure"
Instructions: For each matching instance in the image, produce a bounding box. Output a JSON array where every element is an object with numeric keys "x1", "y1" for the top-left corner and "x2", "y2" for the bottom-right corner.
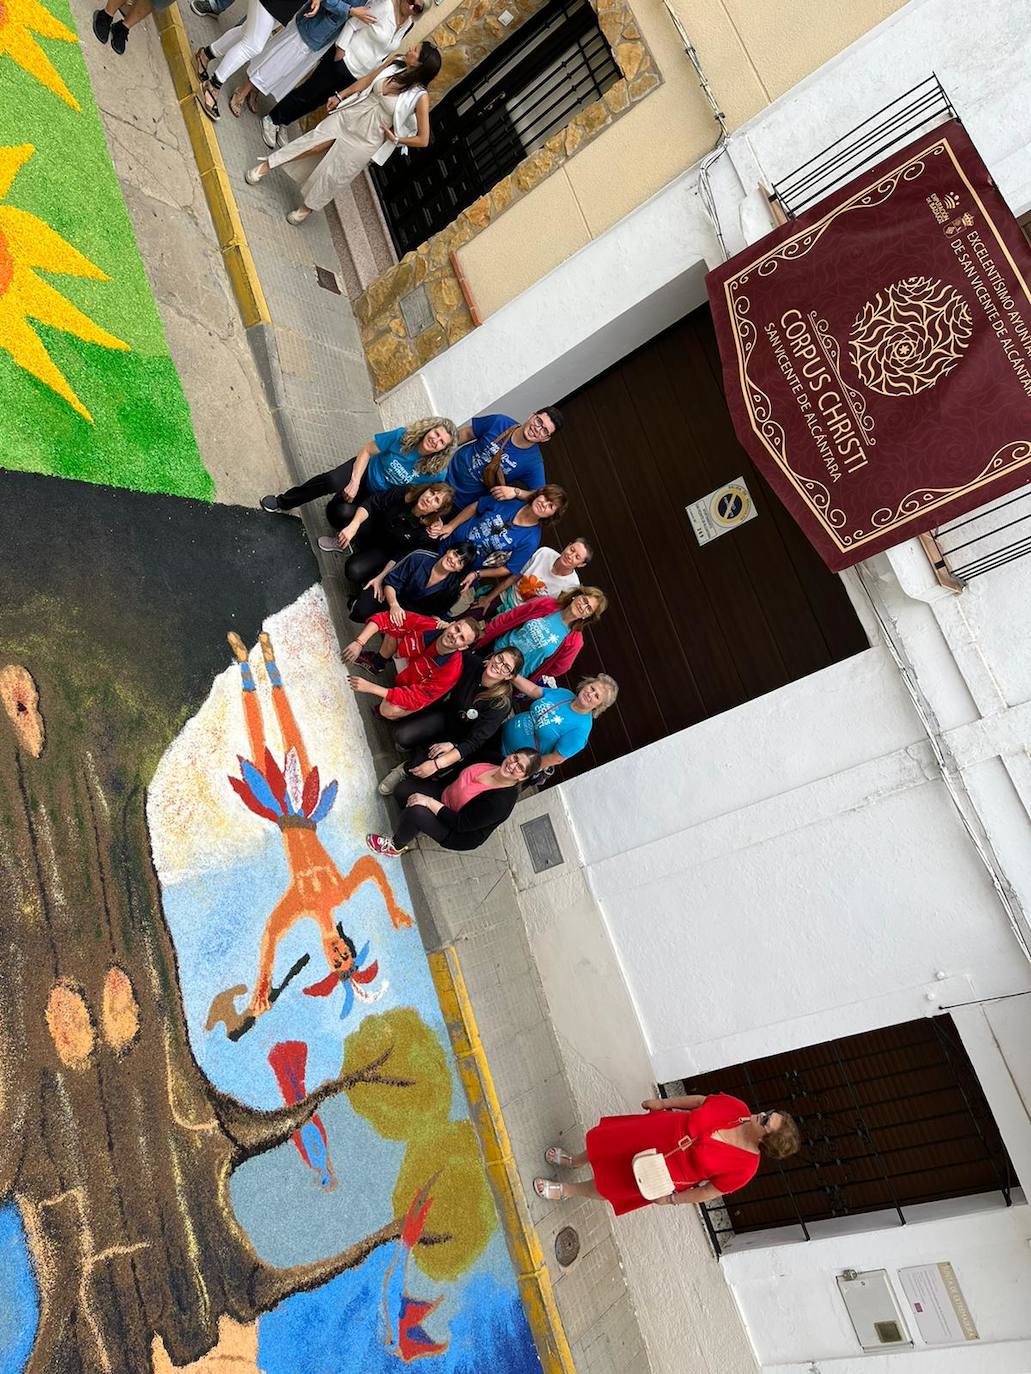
[{"x1": 225, "y1": 630, "x2": 411, "y2": 1020}]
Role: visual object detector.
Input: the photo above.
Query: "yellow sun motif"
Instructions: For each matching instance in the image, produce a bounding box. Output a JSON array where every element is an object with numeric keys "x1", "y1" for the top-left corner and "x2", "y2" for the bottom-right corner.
[
  {"x1": 0, "y1": 144, "x2": 129, "y2": 423},
  {"x1": 0, "y1": 0, "x2": 80, "y2": 109}
]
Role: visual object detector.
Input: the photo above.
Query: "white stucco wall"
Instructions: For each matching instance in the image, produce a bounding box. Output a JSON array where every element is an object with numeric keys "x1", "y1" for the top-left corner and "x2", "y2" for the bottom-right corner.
[
  {"x1": 383, "y1": 0, "x2": 1031, "y2": 431},
  {"x1": 395, "y1": 1, "x2": 1031, "y2": 1369}
]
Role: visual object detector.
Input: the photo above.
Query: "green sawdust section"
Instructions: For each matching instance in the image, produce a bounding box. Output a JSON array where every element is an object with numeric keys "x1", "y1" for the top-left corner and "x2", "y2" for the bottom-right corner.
[{"x1": 0, "y1": 0, "x2": 213, "y2": 500}]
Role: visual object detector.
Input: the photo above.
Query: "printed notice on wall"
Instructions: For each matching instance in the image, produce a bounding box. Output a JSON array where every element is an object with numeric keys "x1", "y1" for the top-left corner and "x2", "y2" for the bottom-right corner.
[
  {"x1": 898, "y1": 1262, "x2": 978, "y2": 1345},
  {"x1": 687, "y1": 477, "x2": 758, "y2": 546}
]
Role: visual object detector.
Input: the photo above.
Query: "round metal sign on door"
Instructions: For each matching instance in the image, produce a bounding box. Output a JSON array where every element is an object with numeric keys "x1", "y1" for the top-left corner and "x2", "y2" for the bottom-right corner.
[{"x1": 554, "y1": 1226, "x2": 581, "y2": 1267}]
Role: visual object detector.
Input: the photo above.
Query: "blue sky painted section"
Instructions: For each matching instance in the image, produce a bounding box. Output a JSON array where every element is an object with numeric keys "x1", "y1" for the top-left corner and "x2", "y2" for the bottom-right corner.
[{"x1": 0, "y1": 1206, "x2": 37, "y2": 1374}]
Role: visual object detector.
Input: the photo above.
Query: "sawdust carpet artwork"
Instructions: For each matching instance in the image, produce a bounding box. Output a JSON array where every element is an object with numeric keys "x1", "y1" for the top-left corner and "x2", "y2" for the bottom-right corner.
[{"x1": 0, "y1": 474, "x2": 540, "y2": 1373}]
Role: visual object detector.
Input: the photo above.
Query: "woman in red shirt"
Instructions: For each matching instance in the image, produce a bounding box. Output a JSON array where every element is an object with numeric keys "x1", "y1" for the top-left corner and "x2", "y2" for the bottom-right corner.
[{"x1": 534, "y1": 1092, "x2": 800, "y2": 1214}]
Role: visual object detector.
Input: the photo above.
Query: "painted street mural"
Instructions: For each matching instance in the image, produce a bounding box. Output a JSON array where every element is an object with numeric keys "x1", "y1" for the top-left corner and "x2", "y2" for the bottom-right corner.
[
  {"x1": 0, "y1": 472, "x2": 540, "y2": 1374},
  {"x1": 0, "y1": 0, "x2": 212, "y2": 498}
]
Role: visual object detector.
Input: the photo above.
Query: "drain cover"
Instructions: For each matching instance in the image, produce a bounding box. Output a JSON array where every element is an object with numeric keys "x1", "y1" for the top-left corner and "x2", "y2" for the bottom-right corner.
[
  {"x1": 554, "y1": 1226, "x2": 580, "y2": 1267},
  {"x1": 314, "y1": 265, "x2": 341, "y2": 294}
]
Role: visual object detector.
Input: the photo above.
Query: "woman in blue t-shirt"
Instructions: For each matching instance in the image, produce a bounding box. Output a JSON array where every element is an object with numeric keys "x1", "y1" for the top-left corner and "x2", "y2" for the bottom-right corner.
[
  {"x1": 442, "y1": 484, "x2": 568, "y2": 583},
  {"x1": 258, "y1": 417, "x2": 459, "y2": 527},
  {"x1": 501, "y1": 672, "x2": 619, "y2": 773}
]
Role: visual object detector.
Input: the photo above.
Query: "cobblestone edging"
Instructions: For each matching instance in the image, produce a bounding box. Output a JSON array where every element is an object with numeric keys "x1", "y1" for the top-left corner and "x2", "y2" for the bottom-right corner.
[{"x1": 355, "y1": 0, "x2": 661, "y2": 394}]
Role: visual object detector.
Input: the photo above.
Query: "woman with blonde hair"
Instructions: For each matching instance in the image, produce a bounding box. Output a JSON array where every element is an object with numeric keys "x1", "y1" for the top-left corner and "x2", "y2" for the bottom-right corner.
[
  {"x1": 476, "y1": 585, "x2": 607, "y2": 682},
  {"x1": 378, "y1": 645, "x2": 526, "y2": 791},
  {"x1": 499, "y1": 672, "x2": 617, "y2": 775},
  {"x1": 260, "y1": 416, "x2": 459, "y2": 529}
]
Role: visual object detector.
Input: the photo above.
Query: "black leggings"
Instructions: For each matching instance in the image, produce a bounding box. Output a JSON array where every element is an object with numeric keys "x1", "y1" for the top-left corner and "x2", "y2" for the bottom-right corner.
[
  {"x1": 349, "y1": 583, "x2": 387, "y2": 621},
  {"x1": 269, "y1": 50, "x2": 356, "y2": 128},
  {"x1": 277, "y1": 458, "x2": 364, "y2": 529},
  {"x1": 391, "y1": 706, "x2": 453, "y2": 753},
  {"x1": 345, "y1": 544, "x2": 392, "y2": 589},
  {"x1": 392, "y1": 775, "x2": 450, "y2": 848},
  {"x1": 394, "y1": 804, "x2": 454, "y2": 849}
]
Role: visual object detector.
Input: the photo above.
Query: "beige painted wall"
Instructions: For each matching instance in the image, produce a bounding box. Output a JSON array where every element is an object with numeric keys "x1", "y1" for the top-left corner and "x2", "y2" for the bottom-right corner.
[{"x1": 455, "y1": 0, "x2": 907, "y2": 317}]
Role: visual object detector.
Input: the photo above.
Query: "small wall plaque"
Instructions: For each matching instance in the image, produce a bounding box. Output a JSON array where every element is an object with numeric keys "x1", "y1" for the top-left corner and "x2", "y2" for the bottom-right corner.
[{"x1": 520, "y1": 815, "x2": 563, "y2": 874}]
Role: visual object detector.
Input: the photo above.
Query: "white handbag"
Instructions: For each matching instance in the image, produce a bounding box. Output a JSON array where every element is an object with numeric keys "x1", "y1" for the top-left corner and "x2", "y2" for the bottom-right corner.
[
  {"x1": 632, "y1": 1114, "x2": 746, "y2": 1200},
  {"x1": 631, "y1": 1146, "x2": 680, "y2": 1200}
]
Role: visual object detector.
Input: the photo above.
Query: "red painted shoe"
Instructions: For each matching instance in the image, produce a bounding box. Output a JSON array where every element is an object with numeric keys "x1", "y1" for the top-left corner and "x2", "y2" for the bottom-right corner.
[{"x1": 366, "y1": 832, "x2": 408, "y2": 858}]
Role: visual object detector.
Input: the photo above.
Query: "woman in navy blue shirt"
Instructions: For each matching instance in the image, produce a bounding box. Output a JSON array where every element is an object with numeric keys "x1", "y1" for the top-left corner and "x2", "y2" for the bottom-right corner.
[
  {"x1": 442, "y1": 484, "x2": 568, "y2": 586},
  {"x1": 349, "y1": 543, "x2": 476, "y2": 622}
]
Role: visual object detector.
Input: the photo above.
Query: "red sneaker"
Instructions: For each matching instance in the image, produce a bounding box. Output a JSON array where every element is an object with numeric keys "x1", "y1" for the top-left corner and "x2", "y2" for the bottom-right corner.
[{"x1": 365, "y1": 832, "x2": 407, "y2": 858}]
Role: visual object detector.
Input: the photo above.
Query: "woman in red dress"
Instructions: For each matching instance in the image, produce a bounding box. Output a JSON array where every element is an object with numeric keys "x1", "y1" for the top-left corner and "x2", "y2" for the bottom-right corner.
[{"x1": 534, "y1": 1092, "x2": 800, "y2": 1213}]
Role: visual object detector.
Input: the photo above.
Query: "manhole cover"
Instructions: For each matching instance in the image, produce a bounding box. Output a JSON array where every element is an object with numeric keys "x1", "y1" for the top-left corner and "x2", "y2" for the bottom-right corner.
[{"x1": 554, "y1": 1226, "x2": 580, "y2": 1267}]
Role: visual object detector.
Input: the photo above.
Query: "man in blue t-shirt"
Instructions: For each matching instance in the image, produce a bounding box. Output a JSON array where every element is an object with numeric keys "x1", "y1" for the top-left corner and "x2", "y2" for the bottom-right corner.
[{"x1": 447, "y1": 408, "x2": 563, "y2": 508}]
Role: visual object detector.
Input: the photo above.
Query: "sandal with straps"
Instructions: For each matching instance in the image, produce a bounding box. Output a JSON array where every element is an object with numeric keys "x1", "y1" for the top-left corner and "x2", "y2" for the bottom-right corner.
[
  {"x1": 229, "y1": 82, "x2": 258, "y2": 117},
  {"x1": 198, "y1": 79, "x2": 221, "y2": 121},
  {"x1": 544, "y1": 1145, "x2": 574, "y2": 1167},
  {"x1": 533, "y1": 1177, "x2": 564, "y2": 1201},
  {"x1": 194, "y1": 45, "x2": 212, "y2": 76}
]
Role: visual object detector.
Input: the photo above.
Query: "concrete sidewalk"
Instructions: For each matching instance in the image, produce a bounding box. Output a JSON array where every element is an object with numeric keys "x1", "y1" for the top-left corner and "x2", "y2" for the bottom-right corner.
[{"x1": 178, "y1": 3, "x2": 382, "y2": 479}]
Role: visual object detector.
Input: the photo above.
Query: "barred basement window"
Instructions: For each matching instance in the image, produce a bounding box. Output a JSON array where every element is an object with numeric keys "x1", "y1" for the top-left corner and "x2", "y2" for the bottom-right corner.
[
  {"x1": 371, "y1": 0, "x2": 620, "y2": 257},
  {"x1": 661, "y1": 1014, "x2": 1016, "y2": 1256}
]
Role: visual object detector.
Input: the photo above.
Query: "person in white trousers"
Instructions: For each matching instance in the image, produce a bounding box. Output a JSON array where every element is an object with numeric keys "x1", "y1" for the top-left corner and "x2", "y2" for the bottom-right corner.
[{"x1": 194, "y1": 0, "x2": 316, "y2": 120}]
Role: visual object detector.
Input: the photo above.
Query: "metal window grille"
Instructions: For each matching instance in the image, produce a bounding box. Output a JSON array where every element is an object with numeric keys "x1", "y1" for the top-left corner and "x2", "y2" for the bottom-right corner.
[
  {"x1": 771, "y1": 75, "x2": 957, "y2": 219},
  {"x1": 928, "y1": 482, "x2": 1031, "y2": 582},
  {"x1": 660, "y1": 1014, "x2": 1015, "y2": 1258},
  {"x1": 370, "y1": 0, "x2": 620, "y2": 257}
]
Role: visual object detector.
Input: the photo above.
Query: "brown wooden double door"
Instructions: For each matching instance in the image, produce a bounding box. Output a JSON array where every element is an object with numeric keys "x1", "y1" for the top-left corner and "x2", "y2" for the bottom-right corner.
[
  {"x1": 667, "y1": 1015, "x2": 1016, "y2": 1240},
  {"x1": 544, "y1": 305, "x2": 869, "y2": 776}
]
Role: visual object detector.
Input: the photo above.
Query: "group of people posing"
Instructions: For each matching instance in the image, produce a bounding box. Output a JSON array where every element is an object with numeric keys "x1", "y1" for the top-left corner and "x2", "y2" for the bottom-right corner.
[
  {"x1": 92, "y1": 0, "x2": 442, "y2": 226},
  {"x1": 260, "y1": 407, "x2": 618, "y2": 857}
]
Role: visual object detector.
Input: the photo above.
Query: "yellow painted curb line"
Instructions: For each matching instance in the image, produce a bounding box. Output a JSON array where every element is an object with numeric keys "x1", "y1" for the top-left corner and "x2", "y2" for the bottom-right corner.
[
  {"x1": 155, "y1": 5, "x2": 271, "y2": 327},
  {"x1": 428, "y1": 947, "x2": 577, "y2": 1374}
]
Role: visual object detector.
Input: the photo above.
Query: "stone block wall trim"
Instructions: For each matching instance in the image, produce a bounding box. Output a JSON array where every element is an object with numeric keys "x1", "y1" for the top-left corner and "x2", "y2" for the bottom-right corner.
[{"x1": 356, "y1": 0, "x2": 661, "y2": 394}]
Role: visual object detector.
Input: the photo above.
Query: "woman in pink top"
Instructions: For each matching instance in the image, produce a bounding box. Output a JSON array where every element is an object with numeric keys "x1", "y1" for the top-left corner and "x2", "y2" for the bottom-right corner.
[
  {"x1": 366, "y1": 747, "x2": 541, "y2": 856},
  {"x1": 534, "y1": 1091, "x2": 801, "y2": 1214}
]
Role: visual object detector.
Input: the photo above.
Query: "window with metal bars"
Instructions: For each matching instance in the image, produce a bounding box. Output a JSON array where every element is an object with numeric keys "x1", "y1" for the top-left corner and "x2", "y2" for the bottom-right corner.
[
  {"x1": 660, "y1": 1014, "x2": 1016, "y2": 1256},
  {"x1": 370, "y1": 0, "x2": 620, "y2": 257}
]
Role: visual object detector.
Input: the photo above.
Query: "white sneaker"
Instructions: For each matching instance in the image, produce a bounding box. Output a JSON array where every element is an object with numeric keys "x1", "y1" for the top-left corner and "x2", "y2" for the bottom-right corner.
[
  {"x1": 276, "y1": 125, "x2": 288, "y2": 148},
  {"x1": 378, "y1": 763, "x2": 408, "y2": 797},
  {"x1": 261, "y1": 114, "x2": 278, "y2": 150}
]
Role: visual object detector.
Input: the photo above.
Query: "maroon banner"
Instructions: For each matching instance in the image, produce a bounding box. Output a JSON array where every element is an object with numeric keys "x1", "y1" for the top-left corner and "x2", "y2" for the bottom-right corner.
[{"x1": 707, "y1": 120, "x2": 1031, "y2": 570}]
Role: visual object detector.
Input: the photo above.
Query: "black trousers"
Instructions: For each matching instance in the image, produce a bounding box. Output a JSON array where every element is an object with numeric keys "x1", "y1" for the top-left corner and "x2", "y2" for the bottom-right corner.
[
  {"x1": 392, "y1": 775, "x2": 449, "y2": 848},
  {"x1": 345, "y1": 544, "x2": 391, "y2": 590},
  {"x1": 391, "y1": 705, "x2": 453, "y2": 753},
  {"x1": 394, "y1": 804, "x2": 454, "y2": 849},
  {"x1": 278, "y1": 458, "x2": 364, "y2": 529},
  {"x1": 269, "y1": 50, "x2": 356, "y2": 127},
  {"x1": 349, "y1": 582, "x2": 387, "y2": 622}
]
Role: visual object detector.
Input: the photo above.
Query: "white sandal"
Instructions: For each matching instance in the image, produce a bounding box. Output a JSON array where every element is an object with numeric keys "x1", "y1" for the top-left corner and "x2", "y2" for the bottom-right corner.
[
  {"x1": 544, "y1": 1144, "x2": 574, "y2": 1167},
  {"x1": 286, "y1": 206, "x2": 312, "y2": 225},
  {"x1": 245, "y1": 161, "x2": 268, "y2": 185},
  {"x1": 533, "y1": 1177, "x2": 564, "y2": 1200}
]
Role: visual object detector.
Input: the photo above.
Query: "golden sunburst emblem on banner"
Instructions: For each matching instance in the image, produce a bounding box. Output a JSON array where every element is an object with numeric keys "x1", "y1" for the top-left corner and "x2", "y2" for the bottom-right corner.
[
  {"x1": 849, "y1": 275, "x2": 973, "y2": 396},
  {"x1": 0, "y1": 144, "x2": 129, "y2": 422},
  {"x1": 0, "y1": 0, "x2": 80, "y2": 109}
]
